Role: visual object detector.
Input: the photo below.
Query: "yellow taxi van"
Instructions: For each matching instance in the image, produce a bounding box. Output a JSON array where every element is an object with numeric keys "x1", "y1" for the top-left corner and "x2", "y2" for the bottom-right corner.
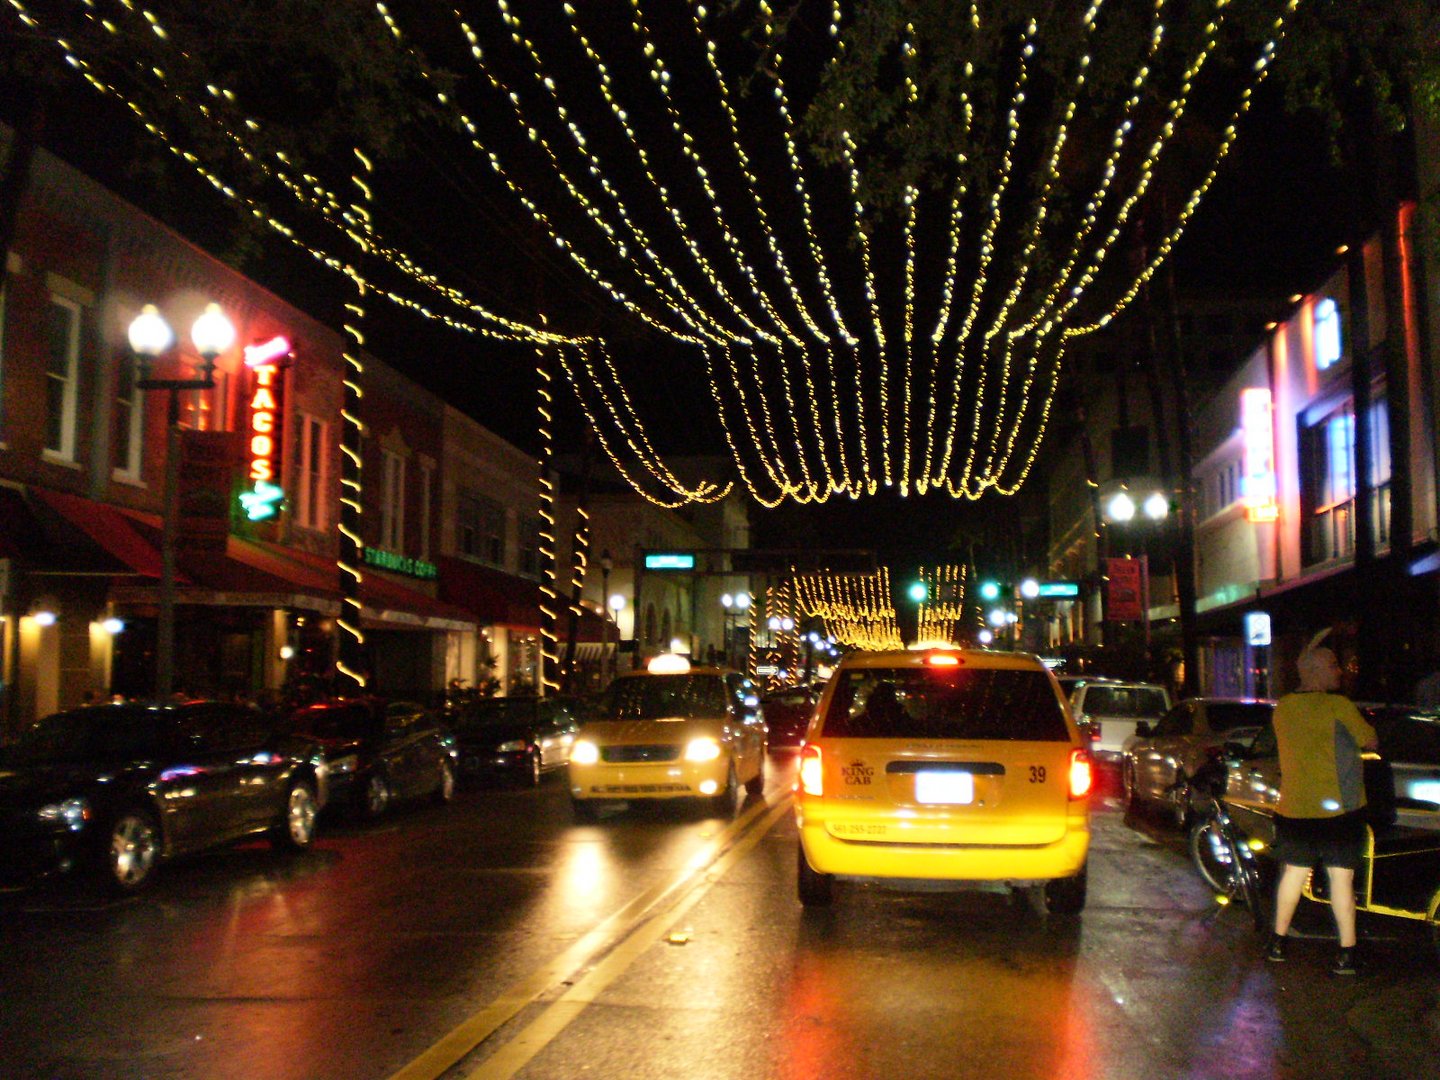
[{"x1": 795, "y1": 648, "x2": 1092, "y2": 911}]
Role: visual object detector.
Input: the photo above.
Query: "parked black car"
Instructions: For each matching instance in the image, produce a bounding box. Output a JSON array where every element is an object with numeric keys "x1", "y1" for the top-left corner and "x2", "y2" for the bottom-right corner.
[
  {"x1": 283, "y1": 698, "x2": 457, "y2": 818},
  {"x1": 449, "y1": 696, "x2": 583, "y2": 785},
  {"x1": 0, "y1": 700, "x2": 327, "y2": 894}
]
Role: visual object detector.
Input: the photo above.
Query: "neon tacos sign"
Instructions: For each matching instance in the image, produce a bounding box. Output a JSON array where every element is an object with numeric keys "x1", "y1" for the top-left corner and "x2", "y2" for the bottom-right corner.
[{"x1": 240, "y1": 336, "x2": 291, "y2": 521}]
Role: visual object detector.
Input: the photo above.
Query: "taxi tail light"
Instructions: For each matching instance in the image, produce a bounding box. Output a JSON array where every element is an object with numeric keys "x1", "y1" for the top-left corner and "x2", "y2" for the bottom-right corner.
[
  {"x1": 797, "y1": 744, "x2": 823, "y2": 796},
  {"x1": 1068, "y1": 749, "x2": 1093, "y2": 800}
]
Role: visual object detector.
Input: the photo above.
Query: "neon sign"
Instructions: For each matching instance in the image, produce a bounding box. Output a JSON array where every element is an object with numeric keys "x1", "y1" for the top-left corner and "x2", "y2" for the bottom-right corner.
[
  {"x1": 243, "y1": 336, "x2": 292, "y2": 521},
  {"x1": 1239, "y1": 388, "x2": 1278, "y2": 523}
]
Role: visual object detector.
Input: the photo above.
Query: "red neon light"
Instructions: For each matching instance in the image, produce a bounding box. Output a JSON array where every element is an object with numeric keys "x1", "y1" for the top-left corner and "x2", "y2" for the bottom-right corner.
[
  {"x1": 244, "y1": 335, "x2": 292, "y2": 367},
  {"x1": 248, "y1": 363, "x2": 282, "y2": 483}
]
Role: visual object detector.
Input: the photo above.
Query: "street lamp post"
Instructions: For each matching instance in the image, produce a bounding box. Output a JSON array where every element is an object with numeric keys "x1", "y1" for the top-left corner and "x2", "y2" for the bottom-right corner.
[
  {"x1": 128, "y1": 303, "x2": 235, "y2": 698},
  {"x1": 720, "y1": 592, "x2": 750, "y2": 668},
  {"x1": 599, "y1": 550, "x2": 613, "y2": 688}
]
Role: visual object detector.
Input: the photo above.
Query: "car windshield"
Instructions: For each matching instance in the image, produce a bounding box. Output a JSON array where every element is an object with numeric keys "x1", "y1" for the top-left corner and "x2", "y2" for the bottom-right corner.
[
  {"x1": 5, "y1": 707, "x2": 164, "y2": 764},
  {"x1": 599, "y1": 675, "x2": 729, "y2": 720},
  {"x1": 1206, "y1": 702, "x2": 1274, "y2": 732},
  {"x1": 822, "y1": 667, "x2": 1070, "y2": 741},
  {"x1": 455, "y1": 700, "x2": 539, "y2": 728},
  {"x1": 1082, "y1": 686, "x2": 1168, "y2": 718},
  {"x1": 291, "y1": 706, "x2": 380, "y2": 740},
  {"x1": 1370, "y1": 711, "x2": 1440, "y2": 764}
]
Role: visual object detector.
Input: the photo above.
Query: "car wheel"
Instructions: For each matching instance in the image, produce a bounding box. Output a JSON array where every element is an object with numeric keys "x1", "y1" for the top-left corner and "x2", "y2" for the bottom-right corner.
[
  {"x1": 1121, "y1": 760, "x2": 1139, "y2": 813},
  {"x1": 708, "y1": 763, "x2": 738, "y2": 816},
  {"x1": 1043, "y1": 865, "x2": 1088, "y2": 915},
  {"x1": 105, "y1": 808, "x2": 160, "y2": 894},
  {"x1": 272, "y1": 780, "x2": 318, "y2": 851},
  {"x1": 743, "y1": 756, "x2": 765, "y2": 796},
  {"x1": 571, "y1": 797, "x2": 599, "y2": 823},
  {"x1": 433, "y1": 759, "x2": 457, "y2": 804},
  {"x1": 361, "y1": 774, "x2": 391, "y2": 819},
  {"x1": 797, "y1": 844, "x2": 834, "y2": 907}
]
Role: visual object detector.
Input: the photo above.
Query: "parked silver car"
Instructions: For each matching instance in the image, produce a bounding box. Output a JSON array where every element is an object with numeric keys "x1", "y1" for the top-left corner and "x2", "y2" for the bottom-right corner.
[
  {"x1": 1120, "y1": 697, "x2": 1276, "y2": 826},
  {"x1": 1068, "y1": 679, "x2": 1171, "y2": 762},
  {"x1": 1219, "y1": 705, "x2": 1440, "y2": 842}
]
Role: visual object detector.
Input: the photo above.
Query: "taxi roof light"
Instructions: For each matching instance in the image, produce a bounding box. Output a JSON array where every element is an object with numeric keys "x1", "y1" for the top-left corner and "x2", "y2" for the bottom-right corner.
[{"x1": 648, "y1": 653, "x2": 692, "y2": 674}]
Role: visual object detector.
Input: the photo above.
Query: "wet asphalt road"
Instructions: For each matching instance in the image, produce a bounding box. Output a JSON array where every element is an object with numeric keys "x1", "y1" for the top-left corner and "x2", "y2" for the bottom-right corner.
[{"x1": 2, "y1": 756, "x2": 1438, "y2": 1080}]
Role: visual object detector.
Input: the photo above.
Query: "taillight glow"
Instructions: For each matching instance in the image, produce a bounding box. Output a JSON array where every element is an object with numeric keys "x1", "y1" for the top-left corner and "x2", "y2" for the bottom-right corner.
[
  {"x1": 1068, "y1": 749, "x2": 1093, "y2": 799},
  {"x1": 798, "y1": 744, "x2": 823, "y2": 796},
  {"x1": 926, "y1": 652, "x2": 961, "y2": 667}
]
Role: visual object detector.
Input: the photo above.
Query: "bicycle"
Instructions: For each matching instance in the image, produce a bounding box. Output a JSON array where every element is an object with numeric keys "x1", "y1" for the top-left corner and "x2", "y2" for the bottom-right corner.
[{"x1": 1187, "y1": 753, "x2": 1270, "y2": 931}]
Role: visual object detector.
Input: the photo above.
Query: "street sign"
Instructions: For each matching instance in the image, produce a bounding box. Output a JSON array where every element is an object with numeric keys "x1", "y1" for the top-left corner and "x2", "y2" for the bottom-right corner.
[
  {"x1": 1037, "y1": 581, "x2": 1080, "y2": 599},
  {"x1": 1245, "y1": 611, "x2": 1272, "y2": 647},
  {"x1": 644, "y1": 552, "x2": 696, "y2": 570}
]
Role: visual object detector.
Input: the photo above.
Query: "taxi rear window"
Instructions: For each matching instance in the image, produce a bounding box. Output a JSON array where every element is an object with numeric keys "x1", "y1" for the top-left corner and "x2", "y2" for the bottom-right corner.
[{"x1": 821, "y1": 668, "x2": 1069, "y2": 741}]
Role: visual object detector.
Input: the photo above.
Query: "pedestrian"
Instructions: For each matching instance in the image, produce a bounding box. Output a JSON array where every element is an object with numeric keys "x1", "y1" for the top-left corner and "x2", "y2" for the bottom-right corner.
[{"x1": 1265, "y1": 630, "x2": 1378, "y2": 976}]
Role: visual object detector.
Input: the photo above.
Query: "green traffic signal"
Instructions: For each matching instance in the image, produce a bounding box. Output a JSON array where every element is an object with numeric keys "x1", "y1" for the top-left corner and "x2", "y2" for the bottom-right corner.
[
  {"x1": 979, "y1": 580, "x2": 1001, "y2": 602},
  {"x1": 907, "y1": 582, "x2": 928, "y2": 603}
]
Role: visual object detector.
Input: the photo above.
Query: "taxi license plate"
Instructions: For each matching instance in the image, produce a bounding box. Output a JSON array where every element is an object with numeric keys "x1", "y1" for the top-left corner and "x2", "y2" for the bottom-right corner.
[{"x1": 915, "y1": 771, "x2": 974, "y2": 805}]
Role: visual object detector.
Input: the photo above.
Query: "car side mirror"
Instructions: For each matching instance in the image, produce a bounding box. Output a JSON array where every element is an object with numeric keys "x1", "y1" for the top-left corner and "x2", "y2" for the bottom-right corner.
[{"x1": 1134, "y1": 721, "x2": 1152, "y2": 738}]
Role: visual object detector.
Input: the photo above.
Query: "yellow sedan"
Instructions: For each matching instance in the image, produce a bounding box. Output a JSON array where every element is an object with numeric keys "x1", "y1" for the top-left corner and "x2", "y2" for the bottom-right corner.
[
  {"x1": 795, "y1": 648, "x2": 1092, "y2": 912},
  {"x1": 568, "y1": 657, "x2": 767, "y2": 821}
]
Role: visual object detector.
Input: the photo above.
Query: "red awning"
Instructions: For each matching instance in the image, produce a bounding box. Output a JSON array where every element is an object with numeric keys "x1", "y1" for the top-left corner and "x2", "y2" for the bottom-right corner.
[
  {"x1": 438, "y1": 556, "x2": 543, "y2": 631},
  {"x1": 28, "y1": 487, "x2": 178, "y2": 579},
  {"x1": 265, "y1": 543, "x2": 478, "y2": 631}
]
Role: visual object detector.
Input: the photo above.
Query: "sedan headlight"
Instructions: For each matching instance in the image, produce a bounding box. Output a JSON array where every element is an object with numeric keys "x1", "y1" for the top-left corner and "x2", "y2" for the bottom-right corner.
[
  {"x1": 37, "y1": 797, "x2": 91, "y2": 831},
  {"x1": 570, "y1": 740, "x2": 600, "y2": 765},
  {"x1": 496, "y1": 739, "x2": 526, "y2": 753},
  {"x1": 684, "y1": 737, "x2": 722, "y2": 763}
]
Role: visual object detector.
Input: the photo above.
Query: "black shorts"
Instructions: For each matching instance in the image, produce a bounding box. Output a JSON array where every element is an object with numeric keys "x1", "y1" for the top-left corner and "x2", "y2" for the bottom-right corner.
[{"x1": 1272, "y1": 811, "x2": 1367, "y2": 871}]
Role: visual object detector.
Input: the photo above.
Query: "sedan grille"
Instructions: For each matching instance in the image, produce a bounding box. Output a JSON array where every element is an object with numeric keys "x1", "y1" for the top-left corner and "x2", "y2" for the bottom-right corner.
[{"x1": 601, "y1": 745, "x2": 682, "y2": 764}]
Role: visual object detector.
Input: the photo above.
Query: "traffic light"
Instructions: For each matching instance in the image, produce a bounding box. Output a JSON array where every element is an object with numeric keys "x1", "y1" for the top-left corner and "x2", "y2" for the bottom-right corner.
[
  {"x1": 978, "y1": 580, "x2": 1001, "y2": 602},
  {"x1": 907, "y1": 581, "x2": 928, "y2": 603}
]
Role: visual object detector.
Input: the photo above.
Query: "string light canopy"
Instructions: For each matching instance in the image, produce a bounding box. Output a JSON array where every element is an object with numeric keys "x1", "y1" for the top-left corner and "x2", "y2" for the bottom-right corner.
[{"x1": 10, "y1": 0, "x2": 1303, "y2": 506}]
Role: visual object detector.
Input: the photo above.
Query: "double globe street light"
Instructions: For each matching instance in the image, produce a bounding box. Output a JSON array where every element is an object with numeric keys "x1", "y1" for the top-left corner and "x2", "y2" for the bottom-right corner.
[{"x1": 127, "y1": 302, "x2": 236, "y2": 698}]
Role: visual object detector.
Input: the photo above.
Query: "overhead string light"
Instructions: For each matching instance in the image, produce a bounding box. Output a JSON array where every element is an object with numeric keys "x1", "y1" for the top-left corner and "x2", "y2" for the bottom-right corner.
[
  {"x1": 987, "y1": 0, "x2": 1301, "y2": 496},
  {"x1": 15, "y1": 0, "x2": 1307, "y2": 509},
  {"x1": 30, "y1": 0, "x2": 572, "y2": 346},
  {"x1": 555, "y1": 339, "x2": 731, "y2": 506}
]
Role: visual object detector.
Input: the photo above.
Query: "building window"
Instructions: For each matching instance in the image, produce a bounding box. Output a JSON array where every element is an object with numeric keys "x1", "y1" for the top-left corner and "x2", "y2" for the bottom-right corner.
[
  {"x1": 1315, "y1": 297, "x2": 1343, "y2": 371},
  {"x1": 293, "y1": 413, "x2": 328, "y2": 531},
  {"x1": 519, "y1": 515, "x2": 542, "y2": 577},
  {"x1": 112, "y1": 349, "x2": 144, "y2": 479},
  {"x1": 44, "y1": 295, "x2": 82, "y2": 460},
  {"x1": 380, "y1": 448, "x2": 405, "y2": 551},
  {"x1": 1302, "y1": 405, "x2": 1357, "y2": 564},
  {"x1": 458, "y1": 491, "x2": 505, "y2": 567}
]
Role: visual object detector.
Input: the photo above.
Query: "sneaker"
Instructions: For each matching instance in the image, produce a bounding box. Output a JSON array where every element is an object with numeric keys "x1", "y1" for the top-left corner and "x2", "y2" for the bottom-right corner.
[
  {"x1": 1332, "y1": 947, "x2": 1357, "y2": 976},
  {"x1": 1264, "y1": 933, "x2": 1288, "y2": 962}
]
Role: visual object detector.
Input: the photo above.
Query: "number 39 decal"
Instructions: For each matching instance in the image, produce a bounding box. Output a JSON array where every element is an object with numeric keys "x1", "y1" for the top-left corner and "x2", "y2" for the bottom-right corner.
[{"x1": 1028, "y1": 766, "x2": 1047, "y2": 783}]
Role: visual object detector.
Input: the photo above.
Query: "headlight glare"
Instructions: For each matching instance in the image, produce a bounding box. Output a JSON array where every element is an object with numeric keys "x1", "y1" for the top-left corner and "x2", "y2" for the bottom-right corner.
[
  {"x1": 684, "y1": 738, "x2": 722, "y2": 762},
  {"x1": 38, "y1": 796, "x2": 91, "y2": 831},
  {"x1": 570, "y1": 740, "x2": 600, "y2": 765}
]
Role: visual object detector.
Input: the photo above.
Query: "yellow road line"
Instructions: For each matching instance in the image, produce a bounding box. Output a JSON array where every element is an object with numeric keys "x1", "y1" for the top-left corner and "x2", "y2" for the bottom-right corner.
[
  {"x1": 387, "y1": 794, "x2": 788, "y2": 1080},
  {"x1": 462, "y1": 796, "x2": 794, "y2": 1079}
]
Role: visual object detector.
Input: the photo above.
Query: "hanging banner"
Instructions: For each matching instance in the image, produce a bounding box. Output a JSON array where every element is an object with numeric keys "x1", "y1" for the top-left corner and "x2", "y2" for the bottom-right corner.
[
  {"x1": 177, "y1": 431, "x2": 244, "y2": 551},
  {"x1": 1105, "y1": 557, "x2": 1143, "y2": 621}
]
